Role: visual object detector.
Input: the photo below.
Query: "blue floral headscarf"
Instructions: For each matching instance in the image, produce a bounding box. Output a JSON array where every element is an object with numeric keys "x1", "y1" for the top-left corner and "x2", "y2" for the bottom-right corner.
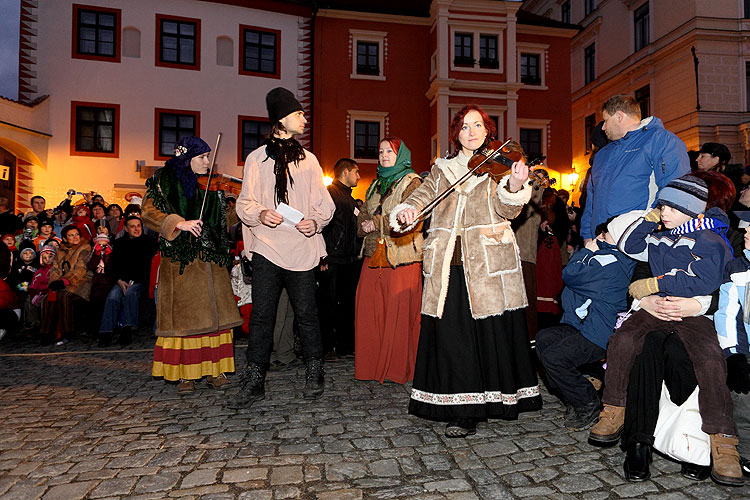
[{"x1": 165, "y1": 136, "x2": 211, "y2": 199}]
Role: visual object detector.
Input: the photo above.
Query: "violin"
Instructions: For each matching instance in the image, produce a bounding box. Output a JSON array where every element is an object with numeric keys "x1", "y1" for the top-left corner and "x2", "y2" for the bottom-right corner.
[
  {"x1": 197, "y1": 172, "x2": 243, "y2": 196},
  {"x1": 469, "y1": 140, "x2": 549, "y2": 187}
]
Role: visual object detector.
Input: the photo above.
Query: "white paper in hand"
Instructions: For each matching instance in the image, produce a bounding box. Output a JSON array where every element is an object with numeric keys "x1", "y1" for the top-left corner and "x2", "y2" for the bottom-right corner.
[{"x1": 276, "y1": 202, "x2": 304, "y2": 227}]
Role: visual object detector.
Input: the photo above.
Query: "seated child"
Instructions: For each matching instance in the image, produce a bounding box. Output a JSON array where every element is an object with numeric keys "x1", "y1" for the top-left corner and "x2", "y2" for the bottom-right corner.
[
  {"x1": 536, "y1": 216, "x2": 635, "y2": 431},
  {"x1": 33, "y1": 219, "x2": 60, "y2": 251},
  {"x1": 589, "y1": 175, "x2": 742, "y2": 484},
  {"x1": 714, "y1": 210, "x2": 750, "y2": 478},
  {"x1": 24, "y1": 244, "x2": 56, "y2": 332}
]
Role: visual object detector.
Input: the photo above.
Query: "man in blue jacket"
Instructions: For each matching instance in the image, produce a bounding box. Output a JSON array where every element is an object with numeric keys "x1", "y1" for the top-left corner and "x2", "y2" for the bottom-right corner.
[
  {"x1": 537, "y1": 217, "x2": 635, "y2": 431},
  {"x1": 580, "y1": 95, "x2": 690, "y2": 242}
]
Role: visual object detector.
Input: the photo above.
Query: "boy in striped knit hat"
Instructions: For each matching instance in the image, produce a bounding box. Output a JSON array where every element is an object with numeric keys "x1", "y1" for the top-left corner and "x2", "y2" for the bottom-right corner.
[{"x1": 588, "y1": 175, "x2": 743, "y2": 485}]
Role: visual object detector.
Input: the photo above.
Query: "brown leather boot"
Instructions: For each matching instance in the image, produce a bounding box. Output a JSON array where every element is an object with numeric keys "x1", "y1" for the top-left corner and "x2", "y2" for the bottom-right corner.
[
  {"x1": 710, "y1": 433, "x2": 744, "y2": 486},
  {"x1": 588, "y1": 404, "x2": 625, "y2": 446}
]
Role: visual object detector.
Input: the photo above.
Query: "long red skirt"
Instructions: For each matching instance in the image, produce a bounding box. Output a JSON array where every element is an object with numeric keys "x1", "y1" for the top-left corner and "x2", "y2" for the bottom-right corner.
[{"x1": 354, "y1": 258, "x2": 422, "y2": 384}]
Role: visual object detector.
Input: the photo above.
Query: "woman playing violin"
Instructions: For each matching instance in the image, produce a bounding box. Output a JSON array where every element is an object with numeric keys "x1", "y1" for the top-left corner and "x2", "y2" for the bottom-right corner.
[
  {"x1": 142, "y1": 136, "x2": 242, "y2": 395},
  {"x1": 392, "y1": 104, "x2": 542, "y2": 437}
]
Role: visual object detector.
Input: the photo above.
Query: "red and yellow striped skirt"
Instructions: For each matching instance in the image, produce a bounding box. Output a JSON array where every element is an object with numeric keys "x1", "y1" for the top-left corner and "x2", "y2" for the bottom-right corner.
[{"x1": 152, "y1": 330, "x2": 235, "y2": 381}]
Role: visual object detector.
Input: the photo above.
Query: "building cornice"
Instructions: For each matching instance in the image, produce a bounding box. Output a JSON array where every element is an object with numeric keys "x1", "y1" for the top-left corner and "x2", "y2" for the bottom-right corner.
[
  {"x1": 317, "y1": 9, "x2": 431, "y2": 25},
  {"x1": 517, "y1": 24, "x2": 578, "y2": 38}
]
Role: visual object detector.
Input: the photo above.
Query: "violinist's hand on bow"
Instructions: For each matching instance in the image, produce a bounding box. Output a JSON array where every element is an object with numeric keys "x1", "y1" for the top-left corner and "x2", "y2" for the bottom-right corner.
[
  {"x1": 396, "y1": 208, "x2": 418, "y2": 226},
  {"x1": 177, "y1": 219, "x2": 203, "y2": 237},
  {"x1": 508, "y1": 160, "x2": 529, "y2": 193}
]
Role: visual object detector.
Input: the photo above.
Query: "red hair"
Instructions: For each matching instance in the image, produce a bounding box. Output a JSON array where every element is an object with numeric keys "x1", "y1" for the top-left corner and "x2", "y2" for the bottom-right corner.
[
  {"x1": 448, "y1": 105, "x2": 497, "y2": 155},
  {"x1": 691, "y1": 170, "x2": 736, "y2": 213},
  {"x1": 379, "y1": 137, "x2": 402, "y2": 155}
]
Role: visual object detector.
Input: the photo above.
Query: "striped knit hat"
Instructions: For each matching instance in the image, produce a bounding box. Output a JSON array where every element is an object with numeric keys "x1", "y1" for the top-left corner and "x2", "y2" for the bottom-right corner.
[{"x1": 657, "y1": 174, "x2": 708, "y2": 218}]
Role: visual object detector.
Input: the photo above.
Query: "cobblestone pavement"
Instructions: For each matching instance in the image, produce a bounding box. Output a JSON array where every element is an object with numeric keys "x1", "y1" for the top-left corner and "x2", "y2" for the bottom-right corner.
[{"x1": 1, "y1": 334, "x2": 750, "y2": 500}]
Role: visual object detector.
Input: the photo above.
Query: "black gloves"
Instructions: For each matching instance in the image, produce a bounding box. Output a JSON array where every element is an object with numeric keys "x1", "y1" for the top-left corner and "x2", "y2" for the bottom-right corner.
[
  {"x1": 48, "y1": 280, "x2": 65, "y2": 291},
  {"x1": 726, "y1": 353, "x2": 750, "y2": 394}
]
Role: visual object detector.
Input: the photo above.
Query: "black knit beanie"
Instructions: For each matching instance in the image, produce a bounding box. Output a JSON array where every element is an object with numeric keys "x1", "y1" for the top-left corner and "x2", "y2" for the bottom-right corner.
[{"x1": 266, "y1": 87, "x2": 303, "y2": 125}]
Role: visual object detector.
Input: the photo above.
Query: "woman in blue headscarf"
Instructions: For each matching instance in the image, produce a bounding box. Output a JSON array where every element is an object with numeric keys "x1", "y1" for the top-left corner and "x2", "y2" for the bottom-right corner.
[
  {"x1": 142, "y1": 136, "x2": 242, "y2": 395},
  {"x1": 354, "y1": 137, "x2": 423, "y2": 384}
]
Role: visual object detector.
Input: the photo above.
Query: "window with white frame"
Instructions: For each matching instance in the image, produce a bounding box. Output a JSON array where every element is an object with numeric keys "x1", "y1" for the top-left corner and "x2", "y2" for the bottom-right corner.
[
  {"x1": 518, "y1": 43, "x2": 548, "y2": 88},
  {"x1": 350, "y1": 30, "x2": 386, "y2": 80},
  {"x1": 517, "y1": 119, "x2": 549, "y2": 162},
  {"x1": 348, "y1": 111, "x2": 388, "y2": 161},
  {"x1": 449, "y1": 25, "x2": 503, "y2": 73}
]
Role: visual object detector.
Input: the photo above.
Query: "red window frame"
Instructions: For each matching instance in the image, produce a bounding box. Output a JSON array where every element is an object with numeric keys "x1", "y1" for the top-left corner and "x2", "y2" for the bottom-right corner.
[
  {"x1": 238, "y1": 24, "x2": 281, "y2": 79},
  {"x1": 70, "y1": 101, "x2": 120, "y2": 158},
  {"x1": 237, "y1": 115, "x2": 270, "y2": 166},
  {"x1": 154, "y1": 108, "x2": 201, "y2": 161},
  {"x1": 155, "y1": 14, "x2": 201, "y2": 71},
  {"x1": 71, "y1": 4, "x2": 122, "y2": 63}
]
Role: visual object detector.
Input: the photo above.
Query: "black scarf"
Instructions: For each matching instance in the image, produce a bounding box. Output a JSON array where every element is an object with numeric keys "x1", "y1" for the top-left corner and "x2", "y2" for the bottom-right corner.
[{"x1": 264, "y1": 137, "x2": 306, "y2": 205}]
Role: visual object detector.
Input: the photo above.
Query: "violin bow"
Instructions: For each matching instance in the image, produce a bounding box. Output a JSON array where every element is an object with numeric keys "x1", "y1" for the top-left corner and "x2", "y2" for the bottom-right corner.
[
  {"x1": 199, "y1": 132, "x2": 222, "y2": 221},
  {"x1": 411, "y1": 139, "x2": 512, "y2": 223}
]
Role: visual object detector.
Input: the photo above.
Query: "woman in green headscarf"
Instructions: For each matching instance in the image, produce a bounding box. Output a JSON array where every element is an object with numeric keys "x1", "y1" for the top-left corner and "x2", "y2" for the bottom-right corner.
[{"x1": 354, "y1": 137, "x2": 424, "y2": 384}]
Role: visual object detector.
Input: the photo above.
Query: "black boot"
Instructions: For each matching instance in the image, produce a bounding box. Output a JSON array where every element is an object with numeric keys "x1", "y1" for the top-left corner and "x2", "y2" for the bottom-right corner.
[
  {"x1": 624, "y1": 441, "x2": 652, "y2": 481},
  {"x1": 227, "y1": 362, "x2": 267, "y2": 409},
  {"x1": 98, "y1": 332, "x2": 112, "y2": 347},
  {"x1": 118, "y1": 327, "x2": 133, "y2": 346},
  {"x1": 303, "y1": 358, "x2": 324, "y2": 399}
]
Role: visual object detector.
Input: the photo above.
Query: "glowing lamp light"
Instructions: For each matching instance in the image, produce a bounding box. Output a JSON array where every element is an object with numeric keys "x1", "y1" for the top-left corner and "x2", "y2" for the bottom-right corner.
[
  {"x1": 567, "y1": 172, "x2": 579, "y2": 189},
  {"x1": 323, "y1": 175, "x2": 333, "y2": 186}
]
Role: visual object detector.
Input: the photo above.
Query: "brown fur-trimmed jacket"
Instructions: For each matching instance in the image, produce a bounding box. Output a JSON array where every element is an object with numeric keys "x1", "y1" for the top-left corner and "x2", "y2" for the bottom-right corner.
[
  {"x1": 142, "y1": 198, "x2": 242, "y2": 338},
  {"x1": 49, "y1": 240, "x2": 92, "y2": 300},
  {"x1": 389, "y1": 152, "x2": 531, "y2": 319}
]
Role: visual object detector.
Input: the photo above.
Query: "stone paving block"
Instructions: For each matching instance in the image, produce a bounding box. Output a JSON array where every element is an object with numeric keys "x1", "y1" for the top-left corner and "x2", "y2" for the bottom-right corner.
[
  {"x1": 222, "y1": 468, "x2": 268, "y2": 483},
  {"x1": 269, "y1": 465, "x2": 303, "y2": 485},
  {"x1": 352, "y1": 437, "x2": 389, "y2": 450},
  {"x1": 523, "y1": 466, "x2": 558, "y2": 483},
  {"x1": 475, "y1": 484, "x2": 515, "y2": 500},
  {"x1": 315, "y1": 489, "x2": 363, "y2": 500},
  {"x1": 471, "y1": 442, "x2": 518, "y2": 458},
  {"x1": 423, "y1": 479, "x2": 472, "y2": 493},
  {"x1": 0, "y1": 480, "x2": 46, "y2": 500},
  {"x1": 41, "y1": 480, "x2": 98, "y2": 500},
  {"x1": 646, "y1": 494, "x2": 690, "y2": 500},
  {"x1": 326, "y1": 462, "x2": 368, "y2": 481},
  {"x1": 369, "y1": 459, "x2": 401, "y2": 477},
  {"x1": 88, "y1": 477, "x2": 137, "y2": 498},
  {"x1": 445, "y1": 493, "x2": 480, "y2": 500},
  {"x1": 554, "y1": 473, "x2": 603, "y2": 494},
  {"x1": 68, "y1": 458, "x2": 109, "y2": 474},
  {"x1": 167, "y1": 484, "x2": 229, "y2": 496},
  {"x1": 510, "y1": 486, "x2": 555, "y2": 498},
  {"x1": 612, "y1": 481, "x2": 660, "y2": 498},
  {"x1": 237, "y1": 489, "x2": 273, "y2": 500},
  {"x1": 180, "y1": 469, "x2": 218, "y2": 488},
  {"x1": 133, "y1": 472, "x2": 181, "y2": 493},
  {"x1": 368, "y1": 485, "x2": 426, "y2": 499}
]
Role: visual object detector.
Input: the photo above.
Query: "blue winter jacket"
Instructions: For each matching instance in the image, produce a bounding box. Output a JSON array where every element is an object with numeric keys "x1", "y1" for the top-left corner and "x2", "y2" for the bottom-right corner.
[
  {"x1": 618, "y1": 207, "x2": 732, "y2": 299},
  {"x1": 560, "y1": 241, "x2": 635, "y2": 350},
  {"x1": 580, "y1": 117, "x2": 689, "y2": 240},
  {"x1": 714, "y1": 249, "x2": 750, "y2": 357}
]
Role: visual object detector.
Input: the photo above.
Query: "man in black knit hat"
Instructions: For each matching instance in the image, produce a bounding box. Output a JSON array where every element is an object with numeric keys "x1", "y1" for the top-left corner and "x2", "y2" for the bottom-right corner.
[{"x1": 230, "y1": 87, "x2": 335, "y2": 408}]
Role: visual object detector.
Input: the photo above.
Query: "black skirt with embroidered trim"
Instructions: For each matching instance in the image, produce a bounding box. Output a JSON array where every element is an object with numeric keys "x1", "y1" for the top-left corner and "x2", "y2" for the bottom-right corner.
[{"x1": 408, "y1": 265, "x2": 542, "y2": 422}]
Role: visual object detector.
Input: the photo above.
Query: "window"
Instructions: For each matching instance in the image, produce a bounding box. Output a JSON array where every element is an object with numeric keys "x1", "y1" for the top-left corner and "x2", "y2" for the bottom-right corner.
[
  {"x1": 238, "y1": 116, "x2": 270, "y2": 165},
  {"x1": 584, "y1": 114, "x2": 596, "y2": 154},
  {"x1": 454, "y1": 33, "x2": 474, "y2": 67},
  {"x1": 479, "y1": 35, "x2": 499, "y2": 69},
  {"x1": 156, "y1": 14, "x2": 200, "y2": 70},
  {"x1": 240, "y1": 25, "x2": 279, "y2": 78},
  {"x1": 635, "y1": 85, "x2": 650, "y2": 118},
  {"x1": 745, "y1": 0, "x2": 750, "y2": 18},
  {"x1": 561, "y1": 1, "x2": 570, "y2": 24},
  {"x1": 354, "y1": 121, "x2": 380, "y2": 159},
  {"x1": 585, "y1": 0, "x2": 596, "y2": 16},
  {"x1": 355, "y1": 41, "x2": 380, "y2": 76},
  {"x1": 634, "y1": 3, "x2": 649, "y2": 52},
  {"x1": 72, "y1": 4, "x2": 121, "y2": 62},
  {"x1": 520, "y1": 53, "x2": 541, "y2": 85},
  {"x1": 350, "y1": 30, "x2": 386, "y2": 80},
  {"x1": 746, "y1": 62, "x2": 750, "y2": 111},
  {"x1": 216, "y1": 36, "x2": 233, "y2": 67},
  {"x1": 70, "y1": 101, "x2": 119, "y2": 158},
  {"x1": 584, "y1": 43, "x2": 596, "y2": 85},
  {"x1": 520, "y1": 129, "x2": 542, "y2": 159},
  {"x1": 155, "y1": 109, "x2": 200, "y2": 160}
]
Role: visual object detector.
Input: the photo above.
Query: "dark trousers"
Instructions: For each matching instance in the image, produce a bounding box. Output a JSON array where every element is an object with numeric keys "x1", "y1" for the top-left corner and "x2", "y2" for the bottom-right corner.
[
  {"x1": 623, "y1": 330, "x2": 701, "y2": 445},
  {"x1": 536, "y1": 323, "x2": 606, "y2": 409},
  {"x1": 40, "y1": 290, "x2": 86, "y2": 337},
  {"x1": 604, "y1": 309, "x2": 735, "y2": 435},
  {"x1": 521, "y1": 261, "x2": 538, "y2": 341},
  {"x1": 246, "y1": 253, "x2": 322, "y2": 365},
  {"x1": 317, "y1": 260, "x2": 360, "y2": 356}
]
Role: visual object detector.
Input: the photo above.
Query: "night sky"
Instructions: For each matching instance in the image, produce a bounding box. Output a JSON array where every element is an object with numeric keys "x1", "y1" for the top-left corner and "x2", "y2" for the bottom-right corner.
[{"x1": 0, "y1": 0, "x2": 20, "y2": 100}]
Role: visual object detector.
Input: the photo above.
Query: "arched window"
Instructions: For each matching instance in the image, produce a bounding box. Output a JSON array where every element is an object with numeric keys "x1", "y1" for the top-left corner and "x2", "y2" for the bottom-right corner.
[
  {"x1": 216, "y1": 36, "x2": 233, "y2": 67},
  {"x1": 122, "y1": 26, "x2": 140, "y2": 58}
]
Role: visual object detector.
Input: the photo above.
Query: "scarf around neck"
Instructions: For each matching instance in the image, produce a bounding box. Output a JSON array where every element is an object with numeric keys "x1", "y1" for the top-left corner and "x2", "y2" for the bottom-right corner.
[
  {"x1": 669, "y1": 214, "x2": 732, "y2": 256},
  {"x1": 366, "y1": 142, "x2": 416, "y2": 200},
  {"x1": 264, "y1": 136, "x2": 306, "y2": 206}
]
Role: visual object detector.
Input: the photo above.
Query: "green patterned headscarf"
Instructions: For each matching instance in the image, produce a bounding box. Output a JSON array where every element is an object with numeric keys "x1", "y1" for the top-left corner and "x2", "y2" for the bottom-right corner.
[{"x1": 366, "y1": 140, "x2": 416, "y2": 200}]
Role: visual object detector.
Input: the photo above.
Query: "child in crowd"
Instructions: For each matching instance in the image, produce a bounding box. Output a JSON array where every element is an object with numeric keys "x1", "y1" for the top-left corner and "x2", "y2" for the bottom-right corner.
[
  {"x1": 536, "y1": 216, "x2": 635, "y2": 431},
  {"x1": 33, "y1": 219, "x2": 59, "y2": 251},
  {"x1": 714, "y1": 210, "x2": 750, "y2": 478},
  {"x1": 9, "y1": 243, "x2": 37, "y2": 293},
  {"x1": 2, "y1": 234, "x2": 16, "y2": 251},
  {"x1": 589, "y1": 174, "x2": 742, "y2": 485},
  {"x1": 24, "y1": 244, "x2": 56, "y2": 333},
  {"x1": 70, "y1": 205, "x2": 94, "y2": 241}
]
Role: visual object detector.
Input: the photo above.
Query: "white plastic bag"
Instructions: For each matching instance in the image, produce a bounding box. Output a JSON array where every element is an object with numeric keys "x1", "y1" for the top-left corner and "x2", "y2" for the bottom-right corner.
[{"x1": 653, "y1": 383, "x2": 710, "y2": 466}]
